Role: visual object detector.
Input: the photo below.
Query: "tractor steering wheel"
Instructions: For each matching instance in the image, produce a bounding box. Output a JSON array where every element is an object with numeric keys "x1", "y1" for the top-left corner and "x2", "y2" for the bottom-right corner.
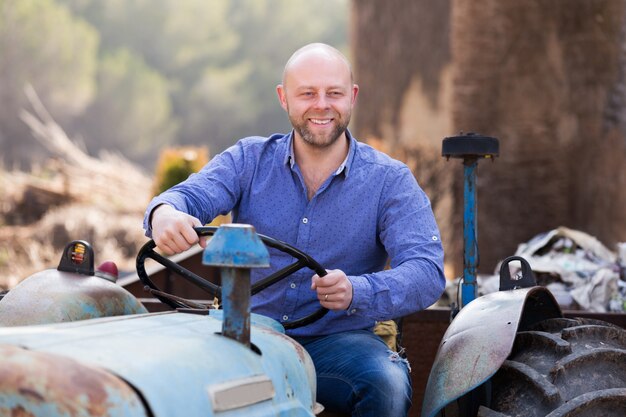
[{"x1": 136, "y1": 226, "x2": 329, "y2": 329}]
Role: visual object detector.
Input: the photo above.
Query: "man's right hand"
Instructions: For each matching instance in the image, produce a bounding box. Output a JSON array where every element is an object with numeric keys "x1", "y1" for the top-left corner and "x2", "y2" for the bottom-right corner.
[{"x1": 150, "y1": 204, "x2": 206, "y2": 255}]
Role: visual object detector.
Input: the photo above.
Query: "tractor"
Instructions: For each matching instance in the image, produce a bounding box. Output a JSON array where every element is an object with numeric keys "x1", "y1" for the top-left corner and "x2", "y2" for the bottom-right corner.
[
  {"x1": 0, "y1": 133, "x2": 624, "y2": 417},
  {"x1": 422, "y1": 134, "x2": 626, "y2": 416},
  {"x1": 0, "y1": 225, "x2": 327, "y2": 416}
]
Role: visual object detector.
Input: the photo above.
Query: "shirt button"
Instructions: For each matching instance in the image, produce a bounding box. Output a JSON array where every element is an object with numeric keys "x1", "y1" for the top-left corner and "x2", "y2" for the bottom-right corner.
[
  {"x1": 290, "y1": 283, "x2": 296, "y2": 289},
  {"x1": 432, "y1": 235, "x2": 438, "y2": 241},
  {"x1": 302, "y1": 217, "x2": 308, "y2": 224},
  {"x1": 351, "y1": 309, "x2": 357, "y2": 314},
  {"x1": 282, "y1": 315, "x2": 289, "y2": 321}
]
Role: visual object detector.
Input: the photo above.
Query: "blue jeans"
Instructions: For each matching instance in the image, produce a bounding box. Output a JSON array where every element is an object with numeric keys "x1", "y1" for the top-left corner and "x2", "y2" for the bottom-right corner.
[{"x1": 293, "y1": 330, "x2": 412, "y2": 417}]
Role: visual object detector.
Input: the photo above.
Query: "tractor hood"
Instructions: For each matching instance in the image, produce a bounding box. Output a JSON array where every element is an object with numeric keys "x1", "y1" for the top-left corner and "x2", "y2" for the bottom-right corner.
[
  {"x1": 0, "y1": 240, "x2": 148, "y2": 327},
  {"x1": 0, "y1": 268, "x2": 148, "y2": 326},
  {"x1": 0, "y1": 310, "x2": 318, "y2": 417},
  {"x1": 421, "y1": 286, "x2": 562, "y2": 417}
]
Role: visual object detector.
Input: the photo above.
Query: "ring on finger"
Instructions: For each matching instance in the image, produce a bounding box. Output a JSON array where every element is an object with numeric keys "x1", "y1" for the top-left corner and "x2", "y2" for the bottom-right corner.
[{"x1": 324, "y1": 294, "x2": 328, "y2": 301}]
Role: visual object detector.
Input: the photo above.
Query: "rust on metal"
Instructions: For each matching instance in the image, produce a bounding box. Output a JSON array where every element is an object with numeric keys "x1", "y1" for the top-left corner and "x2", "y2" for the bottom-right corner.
[
  {"x1": 422, "y1": 287, "x2": 562, "y2": 417},
  {"x1": 0, "y1": 269, "x2": 147, "y2": 327},
  {"x1": 0, "y1": 345, "x2": 148, "y2": 417},
  {"x1": 221, "y1": 268, "x2": 252, "y2": 347},
  {"x1": 203, "y1": 224, "x2": 269, "y2": 348}
]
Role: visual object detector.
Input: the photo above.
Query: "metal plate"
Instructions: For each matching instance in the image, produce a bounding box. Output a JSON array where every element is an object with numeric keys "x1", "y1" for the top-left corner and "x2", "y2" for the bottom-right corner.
[{"x1": 422, "y1": 287, "x2": 561, "y2": 417}]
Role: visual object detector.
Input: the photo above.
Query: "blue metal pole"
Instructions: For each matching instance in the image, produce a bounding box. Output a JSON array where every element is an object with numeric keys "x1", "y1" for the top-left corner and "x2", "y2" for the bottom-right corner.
[
  {"x1": 442, "y1": 132, "x2": 498, "y2": 310},
  {"x1": 462, "y1": 158, "x2": 478, "y2": 306},
  {"x1": 221, "y1": 267, "x2": 251, "y2": 347},
  {"x1": 202, "y1": 224, "x2": 269, "y2": 349}
]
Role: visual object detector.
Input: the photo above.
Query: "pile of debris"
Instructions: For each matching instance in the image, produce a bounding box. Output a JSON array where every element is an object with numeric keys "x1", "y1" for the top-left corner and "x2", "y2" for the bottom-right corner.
[
  {"x1": 469, "y1": 227, "x2": 626, "y2": 313},
  {"x1": 0, "y1": 87, "x2": 152, "y2": 289}
]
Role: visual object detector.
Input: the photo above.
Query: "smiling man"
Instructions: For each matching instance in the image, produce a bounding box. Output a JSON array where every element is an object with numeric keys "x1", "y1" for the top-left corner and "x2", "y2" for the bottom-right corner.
[
  {"x1": 277, "y1": 45, "x2": 358, "y2": 204},
  {"x1": 144, "y1": 43, "x2": 445, "y2": 416}
]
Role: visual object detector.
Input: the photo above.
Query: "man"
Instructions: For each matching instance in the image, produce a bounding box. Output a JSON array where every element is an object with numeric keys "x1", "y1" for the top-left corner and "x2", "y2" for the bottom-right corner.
[{"x1": 144, "y1": 43, "x2": 445, "y2": 416}]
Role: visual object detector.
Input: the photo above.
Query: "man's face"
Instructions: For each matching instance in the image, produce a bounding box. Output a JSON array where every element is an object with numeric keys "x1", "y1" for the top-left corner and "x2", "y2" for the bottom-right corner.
[{"x1": 277, "y1": 52, "x2": 358, "y2": 148}]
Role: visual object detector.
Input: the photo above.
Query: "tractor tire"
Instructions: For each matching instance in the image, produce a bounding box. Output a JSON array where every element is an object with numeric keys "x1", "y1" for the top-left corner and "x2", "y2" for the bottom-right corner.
[{"x1": 477, "y1": 317, "x2": 626, "y2": 417}]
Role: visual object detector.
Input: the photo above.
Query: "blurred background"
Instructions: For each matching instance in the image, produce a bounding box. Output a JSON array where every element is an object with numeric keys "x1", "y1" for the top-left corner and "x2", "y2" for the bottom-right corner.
[
  {"x1": 1, "y1": 0, "x2": 625, "y2": 308},
  {"x1": 1, "y1": 0, "x2": 349, "y2": 168}
]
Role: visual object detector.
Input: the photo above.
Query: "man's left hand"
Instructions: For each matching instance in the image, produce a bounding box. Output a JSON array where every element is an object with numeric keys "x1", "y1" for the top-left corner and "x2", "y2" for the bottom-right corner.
[{"x1": 311, "y1": 269, "x2": 353, "y2": 311}]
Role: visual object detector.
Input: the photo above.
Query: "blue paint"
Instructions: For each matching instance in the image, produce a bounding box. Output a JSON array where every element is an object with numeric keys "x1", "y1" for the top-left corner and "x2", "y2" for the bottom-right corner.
[
  {"x1": 462, "y1": 159, "x2": 478, "y2": 306},
  {"x1": 203, "y1": 224, "x2": 270, "y2": 347},
  {"x1": 0, "y1": 358, "x2": 149, "y2": 417},
  {"x1": 424, "y1": 134, "x2": 501, "y2": 415},
  {"x1": 0, "y1": 269, "x2": 148, "y2": 327},
  {"x1": 208, "y1": 309, "x2": 285, "y2": 334},
  {"x1": 0, "y1": 227, "x2": 315, "y2": 416},
  {"x1": 202, "y1": 224, "x2": 270, "y2": 268},
  {"x1": 221, "y1": 267, "x2": 252, "y2": 346},
  {"x1": 441, "y1": 133, "x2": 498, "y2": 308},
  {"x1": 0, "y1": 311, "x2": 317, "y2": 417}
]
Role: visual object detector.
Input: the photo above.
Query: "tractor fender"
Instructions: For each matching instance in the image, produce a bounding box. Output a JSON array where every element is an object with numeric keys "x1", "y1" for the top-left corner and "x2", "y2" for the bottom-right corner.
[
  {"x1": 0, "y1": 268, "x2": 148, "y2": 326},
  {"x1": 0, "y1": 240, "x2": 148, "y2": 327},
  {"x1": 421, "y1": 286, "x2": 562, "y2": 417},
  {"x1": 0, "y1": 344, "x2": 149, "y2": 417}
]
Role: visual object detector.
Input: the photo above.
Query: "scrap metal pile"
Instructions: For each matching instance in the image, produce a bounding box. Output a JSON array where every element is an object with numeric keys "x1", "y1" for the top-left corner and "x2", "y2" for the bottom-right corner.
[{"x1": 470, "y1": 227, "x2": 626, "y2": 312}]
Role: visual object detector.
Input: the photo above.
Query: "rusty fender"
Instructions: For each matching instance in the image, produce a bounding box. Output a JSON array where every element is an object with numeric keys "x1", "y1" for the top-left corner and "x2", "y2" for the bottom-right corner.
[
  {"x1": 422, "y1": 286, "x2": 562, "y2": 417},
  {"x1": 0, "y1": 345, "x2": 148, "y2": 417}
]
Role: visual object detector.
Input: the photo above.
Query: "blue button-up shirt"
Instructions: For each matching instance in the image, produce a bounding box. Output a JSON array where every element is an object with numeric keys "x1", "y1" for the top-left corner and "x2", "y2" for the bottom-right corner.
[{"x1": 144, "y1": 131, "x2": 445, "y2": 336}]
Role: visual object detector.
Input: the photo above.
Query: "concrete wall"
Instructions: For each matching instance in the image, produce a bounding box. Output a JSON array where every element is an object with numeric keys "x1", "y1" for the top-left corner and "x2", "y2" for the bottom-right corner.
[{"x1": 351, "y1": 0, "x2": 626, "y2": 275}]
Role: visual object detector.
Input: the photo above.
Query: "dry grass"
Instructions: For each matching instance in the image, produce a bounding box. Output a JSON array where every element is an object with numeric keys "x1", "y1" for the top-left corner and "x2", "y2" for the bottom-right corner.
[{"x1": 0, "y1": 87, "x2": 153, "y2": 288}]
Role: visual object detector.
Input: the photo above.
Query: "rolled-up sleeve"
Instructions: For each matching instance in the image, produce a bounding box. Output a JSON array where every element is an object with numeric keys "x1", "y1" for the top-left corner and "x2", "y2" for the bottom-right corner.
[
  {"x1": 348, "y1": 165, "x2": 445, "y2": 320},
  {"x1": 143, "y1": 142, "x2": 247, "y2": 237}
]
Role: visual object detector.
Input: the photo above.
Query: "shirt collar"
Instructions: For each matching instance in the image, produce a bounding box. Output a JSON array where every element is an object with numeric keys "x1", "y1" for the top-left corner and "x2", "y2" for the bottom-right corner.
[
  {"x1": 284, "y1": 130, "x2": 356, "y2": 177},
  {"x1": 284, "y1": 131, "x2": 296, "y2": 169}
]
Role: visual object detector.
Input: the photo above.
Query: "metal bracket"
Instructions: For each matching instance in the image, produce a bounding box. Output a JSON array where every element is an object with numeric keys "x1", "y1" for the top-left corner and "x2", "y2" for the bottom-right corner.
[{"x1": 499, "y1": 255, "x2": 537, "y2": 291}]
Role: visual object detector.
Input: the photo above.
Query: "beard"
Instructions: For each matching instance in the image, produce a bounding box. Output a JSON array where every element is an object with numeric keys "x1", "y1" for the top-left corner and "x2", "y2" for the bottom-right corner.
[{"x1": 289, "y1": 110, "x2": 351, "y2": 149}]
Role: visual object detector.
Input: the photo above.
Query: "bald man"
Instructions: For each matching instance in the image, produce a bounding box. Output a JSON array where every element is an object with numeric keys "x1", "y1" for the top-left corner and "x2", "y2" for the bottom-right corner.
[{"x1": 144, "y1": 43, "x2": 445, "y2": 416}]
